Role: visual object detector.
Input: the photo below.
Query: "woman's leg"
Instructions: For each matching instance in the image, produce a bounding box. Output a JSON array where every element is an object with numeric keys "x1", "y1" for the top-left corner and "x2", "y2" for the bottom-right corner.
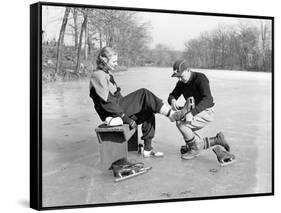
[
  {"x1": 119, "y1": 88, "x2": 163, "y2": 116},
  {"x1": 135, "y1": 112, "x2": 155, "y2": 151},
  {"x1": 120, "y1": 88, "x2": 185, "y2": 122},
  {"x1": 120, "y1": 89, "x2": 165, "y2": 155}
]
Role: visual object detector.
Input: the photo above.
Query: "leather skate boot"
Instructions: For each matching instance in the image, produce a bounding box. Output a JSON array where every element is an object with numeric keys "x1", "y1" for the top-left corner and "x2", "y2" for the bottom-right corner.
[
  {"x1": 169, "y1": 100, "x2": 191, "y2": 121},
  {"x1": 213, "y1": 146, "x2": 235, "y2": 166},
  {"x1": 180, "y1": 141, "x2": 201, "y2": 160},
  {"x1": 203, "y1": 132, "x2": 230, "y2": 152},
  {"x1": 180, "y1": 145, "x2": 189, "y2": 155},
  {"x1": 181, "y1": 132, "x2": 231, "y2": 160}
]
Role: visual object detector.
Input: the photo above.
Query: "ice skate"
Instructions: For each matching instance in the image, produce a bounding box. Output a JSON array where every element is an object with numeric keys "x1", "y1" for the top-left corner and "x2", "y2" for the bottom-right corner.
[
  {"x1": 214, "y1": 132, "x2": 230, "y2": 152},
  {"x1": 109, "y1": 158, "x2": 152, "y2": 182},
  {"x1": 171, "y1": 97, "x2": 195, "y2": 122},
  {"x1": 202, "y1": 132, "x2": 231, "y2": 152},
  {"x1": 213, "y1": 146, "x2": 235, "y2": 166},
  {"x1": 180, "y1": 145, "x2": 200, "y2": 160}
]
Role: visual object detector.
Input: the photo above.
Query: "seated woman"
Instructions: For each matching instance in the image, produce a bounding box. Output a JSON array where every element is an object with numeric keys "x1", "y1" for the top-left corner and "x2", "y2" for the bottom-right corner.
[{"x1": 89, "y1": 47, "x2": 187, "y2": 158}]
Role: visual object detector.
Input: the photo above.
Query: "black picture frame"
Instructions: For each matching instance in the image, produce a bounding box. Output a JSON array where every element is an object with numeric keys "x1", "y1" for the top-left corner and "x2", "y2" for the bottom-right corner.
[{"x1": 30, "y1": 1, "x2": 274, "y2": 210}]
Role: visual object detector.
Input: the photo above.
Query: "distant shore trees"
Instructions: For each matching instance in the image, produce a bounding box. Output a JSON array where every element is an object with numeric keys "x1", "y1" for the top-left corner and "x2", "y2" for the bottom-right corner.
[
  {"x1": 183, "y1": 21, "x2": 272, "y2": 72},
  {"x1": 42, "y1": 7, "x2": 272, "y2": 83}
]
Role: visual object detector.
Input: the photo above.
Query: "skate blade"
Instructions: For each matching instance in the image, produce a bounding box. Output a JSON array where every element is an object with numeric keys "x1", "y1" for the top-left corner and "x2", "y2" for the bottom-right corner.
[
  {"x1": 181, "y1": 153, "x2": 200, "y2": 160},
  {"x1": 220, "y1": 158, "x2": 235, "y2": 167},
  {"x1": 143, "y1": 154, "x2": 164, "y2": 158},
  {"x1": 115, "y1": 167, "x2": 152, "y2": 182}
]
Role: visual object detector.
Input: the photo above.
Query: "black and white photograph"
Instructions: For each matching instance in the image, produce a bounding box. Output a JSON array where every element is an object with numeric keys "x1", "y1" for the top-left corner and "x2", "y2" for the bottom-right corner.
[{"x1": 30, "y1": 1, "x2": 273, "y2": 210}]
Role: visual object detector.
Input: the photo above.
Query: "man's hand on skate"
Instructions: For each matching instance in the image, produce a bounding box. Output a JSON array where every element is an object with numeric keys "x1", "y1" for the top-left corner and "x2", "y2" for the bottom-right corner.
[
  {"x1": 183, "y1": 112, "x2": 193, "y2": 122},
  {"x1": 171, "y1": 99, "x2": 180, "y2": 110}
]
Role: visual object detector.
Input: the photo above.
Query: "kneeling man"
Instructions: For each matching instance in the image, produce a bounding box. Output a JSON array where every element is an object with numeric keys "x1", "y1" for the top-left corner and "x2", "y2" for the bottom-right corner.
[{"x1": 168, "y1": 59, "x2": 235, "y2": 165}]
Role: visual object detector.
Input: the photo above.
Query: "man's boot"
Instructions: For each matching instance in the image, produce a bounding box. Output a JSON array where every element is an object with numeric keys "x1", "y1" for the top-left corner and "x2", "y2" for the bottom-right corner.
[
  {"x1": 180, "y1": 140, "x2": 201, "y2": 160},
  {"x1": 213, "y1": 146, "x2": 235, "y2": 166},
  {"x1": 203, "y1": 132, "x2": 230, "y2": 152},
  {"x1": 180, "y1": 132, "x2": 231, "y2": 160}
]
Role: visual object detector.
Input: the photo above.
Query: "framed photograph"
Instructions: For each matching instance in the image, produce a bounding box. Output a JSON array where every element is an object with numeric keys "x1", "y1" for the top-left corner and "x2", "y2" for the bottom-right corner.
[{"x1": 30, "y1": 1, "x2": 274, "y2": 210}]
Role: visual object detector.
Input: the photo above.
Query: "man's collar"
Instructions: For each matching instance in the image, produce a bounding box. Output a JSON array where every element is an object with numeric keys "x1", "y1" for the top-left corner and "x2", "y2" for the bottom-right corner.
[{"x1": 185, "y1": 71, "x2": 194, "y2": 84}]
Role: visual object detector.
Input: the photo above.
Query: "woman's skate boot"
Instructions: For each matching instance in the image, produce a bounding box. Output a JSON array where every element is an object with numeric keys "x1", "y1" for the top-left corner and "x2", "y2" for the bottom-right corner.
[{"x1": 168, "y1": 100, "x2": 193, "y2": 122}]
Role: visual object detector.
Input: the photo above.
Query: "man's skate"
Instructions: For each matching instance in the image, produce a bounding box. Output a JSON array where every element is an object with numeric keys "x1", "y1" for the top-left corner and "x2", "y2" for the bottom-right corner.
[
  {"x1": 109, "y1": 158, "x2": 152, "y2": 182},
  {"x1": 213, "y1": 147, "x2": 235, "y2": 166}
]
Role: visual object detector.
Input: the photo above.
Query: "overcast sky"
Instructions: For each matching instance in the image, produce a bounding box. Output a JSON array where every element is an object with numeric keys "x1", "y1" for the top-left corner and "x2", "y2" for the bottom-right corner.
[
  {"x1": 136, "y1": 11, "x2": 256, "y2": 50},
  {"x1": 42, "y1": 6, "x2": 266, "y2": 51}
]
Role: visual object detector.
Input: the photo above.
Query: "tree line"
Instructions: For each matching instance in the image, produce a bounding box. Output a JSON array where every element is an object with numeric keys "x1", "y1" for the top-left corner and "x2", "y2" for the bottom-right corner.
[
  {"x1": 182, "y1": 21, "x2": 272, "y2": 72},
  {"x1": 42, "y1": 7, "x2": 272, "y2": 82}
]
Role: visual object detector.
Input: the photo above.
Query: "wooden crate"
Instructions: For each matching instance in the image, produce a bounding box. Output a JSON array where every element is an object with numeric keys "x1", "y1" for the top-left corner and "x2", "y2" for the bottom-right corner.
[{"x1": 95, "y1": 124, "x2": 138, "y2": 172}]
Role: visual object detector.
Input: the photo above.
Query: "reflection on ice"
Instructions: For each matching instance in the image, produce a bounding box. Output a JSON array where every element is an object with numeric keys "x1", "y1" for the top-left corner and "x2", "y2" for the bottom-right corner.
[{"x1": 43, "y1": 80, "x2": 95, "y2": 120}]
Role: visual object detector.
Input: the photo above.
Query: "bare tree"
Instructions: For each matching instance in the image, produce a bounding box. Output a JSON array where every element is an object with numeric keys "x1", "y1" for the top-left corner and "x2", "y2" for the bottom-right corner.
[
  {"x1": 260, "y1": 20, "x2": 271, "y2": 70},
  {"x1": 55, "y1": 7, "x2": 71, "y2": 74},
  {"x1": 72, "y1": 8, "x2": 79, "y2": 49},
  {"x1": 87, "y1": 9, "x2": 152, "y2": 67},
  {"x1": 75, "y1": 9, "x2": 88, "y2": 73},
  {"x1": 84, "y1": 21, "x2": 89, "y2": 60}
]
